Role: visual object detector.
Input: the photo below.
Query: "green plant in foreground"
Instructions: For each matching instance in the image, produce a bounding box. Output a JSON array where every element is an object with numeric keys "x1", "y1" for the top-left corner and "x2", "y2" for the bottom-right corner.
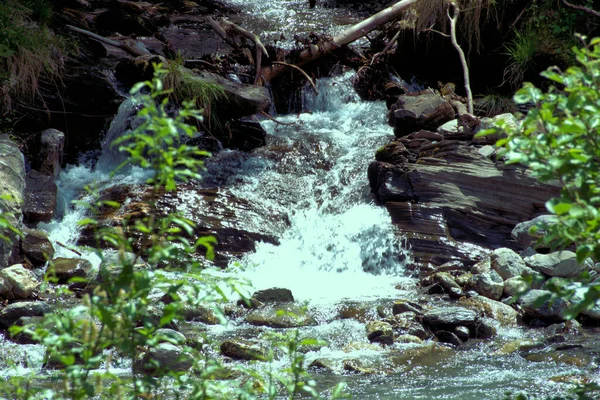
[{"x1": 490, "y1": 35, "x2": 600, "y2": 318}]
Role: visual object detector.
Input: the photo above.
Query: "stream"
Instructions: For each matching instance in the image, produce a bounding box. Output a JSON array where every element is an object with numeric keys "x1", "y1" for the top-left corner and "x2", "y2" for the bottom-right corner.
[{"x1": 2, "y1": 1, "x2": 598, "y2": 398}]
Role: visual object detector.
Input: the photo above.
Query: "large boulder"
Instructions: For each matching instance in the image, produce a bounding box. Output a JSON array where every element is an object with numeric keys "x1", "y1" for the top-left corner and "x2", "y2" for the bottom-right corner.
[
  {"x1": 134, "y1": 343, "x2": 194, "y2": 375},
  {"x1": 220, "y1": 338, "x2": 268, "y2": 361},
  {"x1": 47, "y1": 257, "x2": 92, "y2": 283},
  {"x1": 491, "y1": 248, "x2": 529, "y2": 280},
  {"x1": 0, "y1": 301, "x2": 51, "y2": 328},
  {"x1": 511, "y1": 215, "x2": 558, "y2": 248},
  {"x1": 524, "y1": 251, "x2": 591, "y2": 278},
  {"x1": 471, "y1": 270, "x2": 504, "y2": 300},
  {"x1": 23, "y1": 170, "x2": 57, "y2": 224},
  {"x1": 370, "y1": 140, "x2": 560, "y2": 267},
  {"x1": 0, "y1": 264, "x2": 40, "y2": 299},
  {"x1": 388, "y1": 93, "x2": 455, "y2": 137},
  {"x1": 21, "y1": 229, "x2": 54, "y2": 267},
  {"x1": 518, "y1": 289, "x2": 570, "y2": 322},
  {"x1": 0, "y1": 135, "x2": 26, "y2": 268}
]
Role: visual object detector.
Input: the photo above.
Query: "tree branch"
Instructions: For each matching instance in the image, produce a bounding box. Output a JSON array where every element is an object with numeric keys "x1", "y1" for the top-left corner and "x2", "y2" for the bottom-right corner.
[
  {"x1": 447, "y1": 1, "x2": 473, "y2": 114},
  {"x1": 561, "y1": 0, "x2": 600, "y2": 18}
]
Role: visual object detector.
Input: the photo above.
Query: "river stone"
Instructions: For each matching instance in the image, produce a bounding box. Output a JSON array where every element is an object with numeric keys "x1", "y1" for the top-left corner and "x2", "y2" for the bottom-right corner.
[
  {"x1": 472, "y1": 270, "x2": 504, "y2": 300},
  {"x1": 182, "y1": 302, "x2": 220, "y2": 325},
  {"x1": 0, "y1": 264, "x2": 40, "y2": 299},
  {"x1": 388, "y1": 93, "x2": 455, "y2": 137},
  {"x1": 454, "y1": 326, "x2": 470, "y2": 342},
  {"x1": 431, "y1": 272, "x2": 463, "y2": 298},
  {"x1": 246, "y1": 304, "x2": 316, "y2": 328},
  {"x1": 39, "y1": 129, "x2": 65, "y2": 178},
  {"x1": 392, "y1": 300, "x2": 423, "y2": 315},
  {"x1": 459, "y1": 296, "x2": 518, "y2": 326},
  {"x1": 423, "y1": 307, "x2": 478, "y2": 330},
  {"x1": 0, "y1": 301, "x2": 51, "y2": 328},
  {"x1": 308, "y1": 358, "x2": 336, "y2": 373},
  {"x1": 21, "y1": 229, "x2": 54, "y2": 267},
  {"x1": 475, "y1": 320, "x2": 497, "y2": 339},
  {"x1": 220, "y1": 338, "x2": 268, "y2": 361},
  {"x1": 511, "y1": 215, "x2": 558, "y2": 247},
  {"x1": 385, "y1": 312, "x2": 428, "y2": 340},
  {"x1": 134, "y1": 342, "x2": 194, "y2": 375},
  {"x1": 491, "y1": 248, "x2": 528, "y2": 280},
  {"x1": 394, "y1": 334, "x2": 422, "y2": 344},
  {"x1": 9, "y1": 315, "x2": 44, "y2": 344},
  {"x1": 154, "y1": 328, "x2": 186, "y2": 345},
  {"x1": 343, "y1": 359, "x2": 376, "y2": 374},
  {"x1": 251, "y1": 287, "x2": 294, "y2": 304},
  {"x1": 504, "y1": 277, "x2": 529, "y2": 297},
  {"x1": 23, "y1": 170, "x2": 57, "y2": 224},
  {"x1": 524, "y1": 251, "x2": 591, "y2": 278},
  {"x1": 366, "y1": 321, "x2": 394, "y2": 346},
  {"x1": 48, "y1": 258, "x2": 92, "y2": 283},
  {"x1": 518, "y1": 289, "x2": 570, "y2": 322},
  {"x1": 435, "y1": 330, "x2": 463, "y2": 346},
  {"x1": 0, "y1": 135, "x2": 25, "y2": 269}
]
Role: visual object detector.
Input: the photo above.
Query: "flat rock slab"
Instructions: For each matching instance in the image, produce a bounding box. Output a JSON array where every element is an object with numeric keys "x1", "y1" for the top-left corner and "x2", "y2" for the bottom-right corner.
[{"x1": 423, "y1": 306, "x2": 478, "y2": 330}]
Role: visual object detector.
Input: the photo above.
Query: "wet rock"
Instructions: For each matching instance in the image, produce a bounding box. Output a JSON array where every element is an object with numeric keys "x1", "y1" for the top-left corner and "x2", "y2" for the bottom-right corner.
[
  {"x1": 246, "y1": 304, "x2": 316, "y2": 328},
  {"x1": 518, "y1": 289, "x2": 570, "y2": 322},
  {"x1": 366, "y1": 321, "x2": 394, "y2": 346},
  {"x1": 430, "y1": 271, "x2": 463, "y2": 298},
  {"x1": 471, "y1": 258, "x2": 491, "y2": 275},
  {"x1": 251, "y1": 288, "x2": 294, "y2": 304},
  {"x1": 0, "y1": 264, "x2": 40, "y2": 299},
  {"x1": 47, "y1": 258, "x2": 92, "y2": 283},
  {"x1": 423, "y1": 307, "x2": 477, "y2": 331},
  {"x1": 0, "y1": 135, "x2": 25, "y2": 268},
  {"x1": 309, "y1": 358, "x2": 336, "y2": 373},
  {"x1": 39, "y1": 129, "x2": 65, "y2": 178},
  {"x1": 373, "y1": 138, "x2": 560, "y2": 267},
  {"x1": 458, "y1": 296, "x2": 518, "y2": 327},
  {"x1": 385, "y1": 312, "x2": 428, "y2": 340},
  {"x1": 395, "y1": 334, "x2": 423, "y2": 344},
  {"x1": 524, "y1": 251, "x2": 591, "y2": 278},
  {"x1": 474, "y1": 320, "x2": 497, "y2": 339},
  {"x1": 23, "y1": 171, "x2": 57, "y2": 224},
  {"x1": 134, "y1": 343, "x2": 194, "y2": 375},
  {"x1": 388, "y1": 93, "x2": 455, "y2": 137},
  {"x1": 407, "y1": 130, "x2": 444, "y2": 142},
  {"x1": 343, "y1": 359, "x2": 376, "y2": 374},
  {"x1": 493, "y1": 339, "x2": 538, "y2": 355},
  {"x1": 472, "y1": 270, "x2": 504, "y2": 300},
  {"x1": 435, "y1": 330, "x2": 463, "y2": 346},
  {"x1": 392, "y1": 300, "x2": 423, "y2": 315},
  {"x1": 225, "y1": 119, "x2": 267, "y2": 151},
  {"x1": 504, "y1": 277, "x2": 530, "y2": 298},
  {"x1": 21, "y1": 229, "x2": 54, "y2": 267},
  {"x1": 454, "y1": 326, "x2": 470, "y2": 342},
  {"x1": 491, "y1": 248, "x2": 529, "y2": 280},
  {"x1": 338, "y1": 301, "x2": 377, "y2": 322},
  {"x1": 182, "y1": 303, "x2": 220, "y2": 325},
  {"x1": 0, "y1": 301, "x2": 51, "y2": 328},
  {"x1": 511, "y1": 215, "x2": 558, "y2": 248},
  {"x1": 220, "y1": 338, "x2": 268, "y2": 361},
  {"x1": 375, "y1": 141, "x2": 411, "y2": 164},
  {"x1": 154, "y1": 328, "x2": 186, "y2": 345}
]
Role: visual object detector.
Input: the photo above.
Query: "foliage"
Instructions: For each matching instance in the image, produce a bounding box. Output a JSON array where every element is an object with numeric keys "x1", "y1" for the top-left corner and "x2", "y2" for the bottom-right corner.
[
  {"x1": 503, "y1": 27, "x2": 539, "y2": 88},
  {"x1": 489, "y1": 35, "x2": 600, "y2": 318},
  {"x1": 474, "y1": 92, "x2": 518, "y2": 117},
  {"x1": 0, "y1": 0, "x2": 65, "y2": 115}
]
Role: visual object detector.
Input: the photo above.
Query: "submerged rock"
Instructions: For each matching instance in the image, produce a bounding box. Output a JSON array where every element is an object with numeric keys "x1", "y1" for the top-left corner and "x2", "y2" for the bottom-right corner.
[
  {"x1": 220, "y1": 338, "x2": 268, "y2": 361},
  {"x1": 246, "y1": 304, "x2": 316, "y2": 328}
]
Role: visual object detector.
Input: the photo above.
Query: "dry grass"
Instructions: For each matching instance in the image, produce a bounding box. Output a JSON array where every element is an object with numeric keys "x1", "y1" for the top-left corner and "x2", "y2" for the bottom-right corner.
[
  {"x1": 413, "y1": 0, "x2": 501, "y2": 54},
  {"x1": 0, "y1": 0, "x2": 66, "y2": 116}
]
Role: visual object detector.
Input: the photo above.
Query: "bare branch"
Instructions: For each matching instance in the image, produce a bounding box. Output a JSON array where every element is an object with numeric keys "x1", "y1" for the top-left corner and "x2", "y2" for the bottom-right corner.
[
  {"x1": 272, "y1": 61, "x2": 318, "y2": 94},
  {"x1": 447, "y1": 1, "x2": 473, "y2": 114},
  {"x1": 561, "y1": 0, "x2": 600, "y2": 18}
]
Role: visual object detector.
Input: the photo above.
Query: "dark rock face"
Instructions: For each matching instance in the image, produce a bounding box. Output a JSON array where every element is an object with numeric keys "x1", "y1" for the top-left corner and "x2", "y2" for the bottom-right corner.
[
  {"x1": 77, "y1": 183, "x2": 284, "y2": 267},
  {"x1": 370, "y1": 139, "x2": 560, "y2": 267},
  {"x1": 21, "y1": 229, "x2": 55, "y2": 267},
  {"x1": 388, "y1": 93, "x2": 455, "y2": 137},
  {"x1": 23, "y1": 171, "x2": 57, "y2": 225}
]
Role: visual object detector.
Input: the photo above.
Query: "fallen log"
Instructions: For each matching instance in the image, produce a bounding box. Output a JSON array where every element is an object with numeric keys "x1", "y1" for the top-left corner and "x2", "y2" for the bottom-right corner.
[{"x1": 262, "y1": 0, "x2": 420, "y2": 82}]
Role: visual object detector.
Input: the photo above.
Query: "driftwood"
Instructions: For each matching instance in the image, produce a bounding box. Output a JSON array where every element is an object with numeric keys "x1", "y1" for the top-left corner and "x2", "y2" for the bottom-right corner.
[
  {"x1": 262, "y1": 0, "x2": 419, "y2": 82},
  {"x1": 66, "y1": 25, "x2": 150, "y2": 57},
  {"x1": 447, "y1": 1, "x2": 473, "y2": 114},
  {"x1": 207, "y1": 17, "x2": 269, "y2": 84}
]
